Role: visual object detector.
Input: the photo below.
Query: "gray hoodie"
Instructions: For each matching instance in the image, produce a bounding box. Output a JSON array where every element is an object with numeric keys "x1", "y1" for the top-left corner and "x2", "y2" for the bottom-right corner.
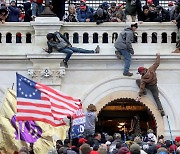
[
  {"x1": 114, "y1": 27, "x2": 135, "y2": 54},
  {"x1": 84, "y1": 111, "x2": 98, "y2": 130}
]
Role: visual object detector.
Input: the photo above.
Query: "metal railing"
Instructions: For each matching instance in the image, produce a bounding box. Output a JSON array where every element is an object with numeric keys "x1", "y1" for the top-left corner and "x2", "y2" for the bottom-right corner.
[{"x1": 4, "y1": 0, "x2": 173, "y2": 10}]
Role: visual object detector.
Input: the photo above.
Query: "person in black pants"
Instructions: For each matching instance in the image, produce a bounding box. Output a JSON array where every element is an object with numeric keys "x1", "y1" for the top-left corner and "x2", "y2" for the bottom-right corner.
[
  {"x1": 136, "y1": 53, "x2": 165, "y2": 117},
  {"x1": 52, "y1": 0, "x2": 67, "y2": 20}
]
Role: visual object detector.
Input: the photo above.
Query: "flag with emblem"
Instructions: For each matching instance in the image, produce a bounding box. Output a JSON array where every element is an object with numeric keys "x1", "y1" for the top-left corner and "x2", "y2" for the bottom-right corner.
[
  {"x1": 0, "y1": 89, "x2": 68, "y2": 154},
  {"x1": 71, "y1": 104, "x2": 85, "y2": 139},
  {"x1": 16, "y1": 73, "x2": 81, "y2": 126}
]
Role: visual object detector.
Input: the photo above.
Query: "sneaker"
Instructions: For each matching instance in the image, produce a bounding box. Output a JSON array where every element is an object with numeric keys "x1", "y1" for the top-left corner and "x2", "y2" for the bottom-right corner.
[
  {"x1": 31, "y1": 15, "x2": 36, "y2": 21},
  {"x1": 123, "y1": 72, "x2": 133, "y2": 76},
  {"x1": 95, "y1": 45, "x2": 100, "y2": 53},
  {"x1": 172, "y1": 48, "x2": 180, "y2": 53},
  {"x1": 63, "y1": 60, "x2": 68, "y2": 68},
  {"x1": 115, "y1": 50, "x2": 122, "y2": 59},
  {"x1": 159, "y1": 109, "x2": 165, "y2": 117}
]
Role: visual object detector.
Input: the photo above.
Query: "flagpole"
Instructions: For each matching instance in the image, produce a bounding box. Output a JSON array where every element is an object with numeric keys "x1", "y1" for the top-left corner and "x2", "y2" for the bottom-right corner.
[
  {"x1": 166, "y1": 116, "x2": 176, "y2": 154},
  {"x1": 11, "y1": 83, "x2": 14, "y2": 90},
  {"x1": 68, "y1": 115, "x2": 72, "y2": 148},
  {"x1": 18, "y1": 122, "x2": 21, "y2": 140}
]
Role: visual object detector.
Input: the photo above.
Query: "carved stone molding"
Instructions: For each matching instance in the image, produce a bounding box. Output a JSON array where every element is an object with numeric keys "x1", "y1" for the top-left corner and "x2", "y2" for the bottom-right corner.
[{"x1": 27, "y1": 67, "x2": 65, "y2": 86}]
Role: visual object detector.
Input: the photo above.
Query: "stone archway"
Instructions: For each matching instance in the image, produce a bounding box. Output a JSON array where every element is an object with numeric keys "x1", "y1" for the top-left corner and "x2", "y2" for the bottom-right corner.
[
  {"x1": 96, "y1": 97, "x2": 157, "y2": 137},
  {"x1": 93, "y1": 91, "x2": 164, "y2": 136},
  {"x1": 82, "y1": 77, "x2": 174, "y2": 136}
]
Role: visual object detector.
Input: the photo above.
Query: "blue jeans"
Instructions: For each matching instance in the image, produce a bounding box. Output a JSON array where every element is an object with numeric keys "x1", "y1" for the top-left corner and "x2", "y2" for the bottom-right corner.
[
  {"x1": 83, "y1": 129, "x2": 95, "y2": 137},
  {"x1": 60, "y1": 47, "x2": 94, "y2": 62},
  {"x1": 32, "y1": 2, "x2": 43, "y2": 16},
  {"x1": 119, "y1": 49, "x2": 132, "y2": 74}
]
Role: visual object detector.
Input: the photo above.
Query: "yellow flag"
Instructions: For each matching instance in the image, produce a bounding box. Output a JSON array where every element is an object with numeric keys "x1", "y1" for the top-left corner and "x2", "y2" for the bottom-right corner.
[{"x1": 0, "y1": 89, "x2": 69, "y2": 154}]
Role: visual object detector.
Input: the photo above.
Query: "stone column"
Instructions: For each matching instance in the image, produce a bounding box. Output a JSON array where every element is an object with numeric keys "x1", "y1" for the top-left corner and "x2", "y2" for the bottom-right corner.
[{"x1": 30, "y1": 17, "x2": 63, "y2": 52}]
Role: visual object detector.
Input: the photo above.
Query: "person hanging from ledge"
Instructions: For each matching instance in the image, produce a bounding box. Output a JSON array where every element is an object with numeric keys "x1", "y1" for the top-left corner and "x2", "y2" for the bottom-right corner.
[
  {"x1": 114, "y1": 23, "x2": 138, "y2": 77},
  {"x1": 136, "y1": 53, "x2": 165, "y2": 117},
  {"x1": 44, "y1": 32, "x2": 100, "y2": 68}
]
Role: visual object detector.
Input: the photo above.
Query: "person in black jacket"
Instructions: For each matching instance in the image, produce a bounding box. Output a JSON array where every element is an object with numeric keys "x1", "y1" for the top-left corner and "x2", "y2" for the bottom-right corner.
[
  {"x1": 45, "y1": 32, "x2": 99, "y2": 68},
  {"x1": 23, "y1": 2, "x2": 32, "y2": 22},
  {"x1": 93, "y1": 8, "x2": 110, "y2": 24},
  {"x1": 139, "y1": 5, "x2": 156, "y2": 22},
  {"x1": 153, "y1": 5, "x2": 170, "y2": 22},
  {"x1": 52, "y1": 0, "x2": 67, "y2": 20}
]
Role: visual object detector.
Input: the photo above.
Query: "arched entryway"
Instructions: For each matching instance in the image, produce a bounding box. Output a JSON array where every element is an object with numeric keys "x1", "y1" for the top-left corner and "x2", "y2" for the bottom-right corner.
[
  {"x1": 96, "y1": 98, "x2": 157, "y2": 139},
  {"x1": 82, "y1": 77, "x2": 175, "y2": 136}
]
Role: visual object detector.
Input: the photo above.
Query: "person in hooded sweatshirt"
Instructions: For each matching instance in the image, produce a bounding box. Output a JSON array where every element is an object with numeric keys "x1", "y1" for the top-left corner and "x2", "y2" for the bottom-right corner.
[
  {"x1": 114, "y1": 23, "x2": 138, "y2": 77},
  {"x1": 84, "y1": 104, "x2": 98, "y2": 137},
  {"x1": 7, "y1": 0, "x2": 20, "y2": 22}
]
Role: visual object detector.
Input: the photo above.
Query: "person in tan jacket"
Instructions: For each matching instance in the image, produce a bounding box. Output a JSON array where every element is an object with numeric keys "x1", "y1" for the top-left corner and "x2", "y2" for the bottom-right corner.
[{"x1": 136, "y1": 53, "x2": 165, "y2": 116}]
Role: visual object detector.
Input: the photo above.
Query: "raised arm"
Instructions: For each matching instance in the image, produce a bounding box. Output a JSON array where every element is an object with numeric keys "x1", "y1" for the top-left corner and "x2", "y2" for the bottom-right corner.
[{"x1": 149, "y1": 53, "x2": 160, "y2": 71}]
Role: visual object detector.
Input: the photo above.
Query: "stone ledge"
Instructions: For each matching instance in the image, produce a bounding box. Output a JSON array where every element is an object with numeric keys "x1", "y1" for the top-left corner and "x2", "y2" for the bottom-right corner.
[{"x1": 0, "y1": 54, "x2": 180, "y2": 60}]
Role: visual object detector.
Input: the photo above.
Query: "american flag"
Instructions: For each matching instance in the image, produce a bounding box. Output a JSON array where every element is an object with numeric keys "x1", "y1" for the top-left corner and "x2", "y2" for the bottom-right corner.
[{"x1": 16, "y1": 73, "x2": 81, "y2": 126}]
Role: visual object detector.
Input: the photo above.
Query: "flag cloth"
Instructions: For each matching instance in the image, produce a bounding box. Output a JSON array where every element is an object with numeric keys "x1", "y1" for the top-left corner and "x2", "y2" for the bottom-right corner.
[
  {"x1": 16, "y1": 73, "x2": 81, "y2": 126},
  {"x1": 71, "y1": 105, "x2": 85, "y2": 139},
  {"x1": 0, "y1": 89, "x2": 68, "y2": 154}
]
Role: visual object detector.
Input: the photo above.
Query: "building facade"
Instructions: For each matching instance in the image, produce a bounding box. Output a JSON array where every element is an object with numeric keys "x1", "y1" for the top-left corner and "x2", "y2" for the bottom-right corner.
[{"x1": 0, "y1": 17, "x2": 180, "y2": 138}]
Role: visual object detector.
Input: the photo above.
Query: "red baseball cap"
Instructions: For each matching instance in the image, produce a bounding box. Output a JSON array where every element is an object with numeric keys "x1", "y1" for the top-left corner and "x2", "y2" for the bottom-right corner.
[
  {"x1": 78, "y1": 138, "x2": 87, "y2": 144},
  {"x1": 137, "y1": 67, "x2": 145, "y2": 74},
  {"x1": 90, "y1": 151, "x2": 99, "y2": 154},
  {"x1": 175, "y1": 136, "x2": 180, "y2": 142},
  {"x1": 80, "y1": 3, "x2": 86, "y2": 9},
  {"x1": 147, "y1": 0, "x2": 153, "y2": 4}
]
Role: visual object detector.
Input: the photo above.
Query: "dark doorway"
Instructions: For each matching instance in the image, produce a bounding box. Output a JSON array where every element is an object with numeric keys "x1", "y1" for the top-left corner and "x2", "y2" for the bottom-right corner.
[{"x1": 96, "y1": 98, "x2": 157, "y2": 139}]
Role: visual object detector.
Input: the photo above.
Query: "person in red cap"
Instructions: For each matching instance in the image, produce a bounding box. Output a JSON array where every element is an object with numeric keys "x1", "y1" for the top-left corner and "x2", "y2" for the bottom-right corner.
[
  {"x1": 175, "y1": 136, "x2": 180, "y2": 142},
  {"x1": 136, "y1": 53, "x2": 165, "y2": 116},
  {"x1": 78, "y1": 138, "x2": 88, "y2": 145},
  {"x1": 175, "y1": 136, "x2": 180, "y2": 148},
  {"x1": 77, "y1": 1, "x2": 94, "y2": 22}
]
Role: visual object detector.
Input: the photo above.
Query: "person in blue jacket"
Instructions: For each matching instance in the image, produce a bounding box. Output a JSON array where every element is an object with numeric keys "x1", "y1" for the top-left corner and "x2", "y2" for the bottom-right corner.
[
  {"x1": 77, "y1": 2, "x2": 94, "y2": 22},
  {"x1": 7, "y1": 0, "x2": 20, "y2": 22}
]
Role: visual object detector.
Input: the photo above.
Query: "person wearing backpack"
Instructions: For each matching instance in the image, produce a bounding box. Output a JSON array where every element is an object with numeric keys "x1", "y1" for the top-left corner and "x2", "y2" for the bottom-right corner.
[{"x1": 44, "y1": 32, "x2": 99, "y2": 68}]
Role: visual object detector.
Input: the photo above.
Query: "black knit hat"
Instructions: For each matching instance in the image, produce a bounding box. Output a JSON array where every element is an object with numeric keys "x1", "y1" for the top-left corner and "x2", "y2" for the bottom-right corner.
[
  {"x1": 143, "y1": 5, "x2": 149, "y2": 10},
  {"x1": 46, "y1": 33, "x2": 55, "y2": 40},
  {"x1": 131, "y1": 23, "x2": 138, "y2": 28}
]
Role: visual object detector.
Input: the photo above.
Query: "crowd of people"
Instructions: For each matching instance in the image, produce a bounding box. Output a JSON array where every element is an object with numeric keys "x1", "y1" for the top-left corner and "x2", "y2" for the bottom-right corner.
[
  {"x1": 0, "y1": 0, "x2": 180, "y2": 49},
  {"x1": 18, "y1": 124, "x2": 180, "y2": 154},
  {"x1": 44, "y1": 132, "x2": 180, "y2": 154},
  {"x1": 0, "y1": 0, "x2": 179, "y2": 23},
  {"x1": 16, "y1": 104, "x2": 180, "y2": 154}
]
